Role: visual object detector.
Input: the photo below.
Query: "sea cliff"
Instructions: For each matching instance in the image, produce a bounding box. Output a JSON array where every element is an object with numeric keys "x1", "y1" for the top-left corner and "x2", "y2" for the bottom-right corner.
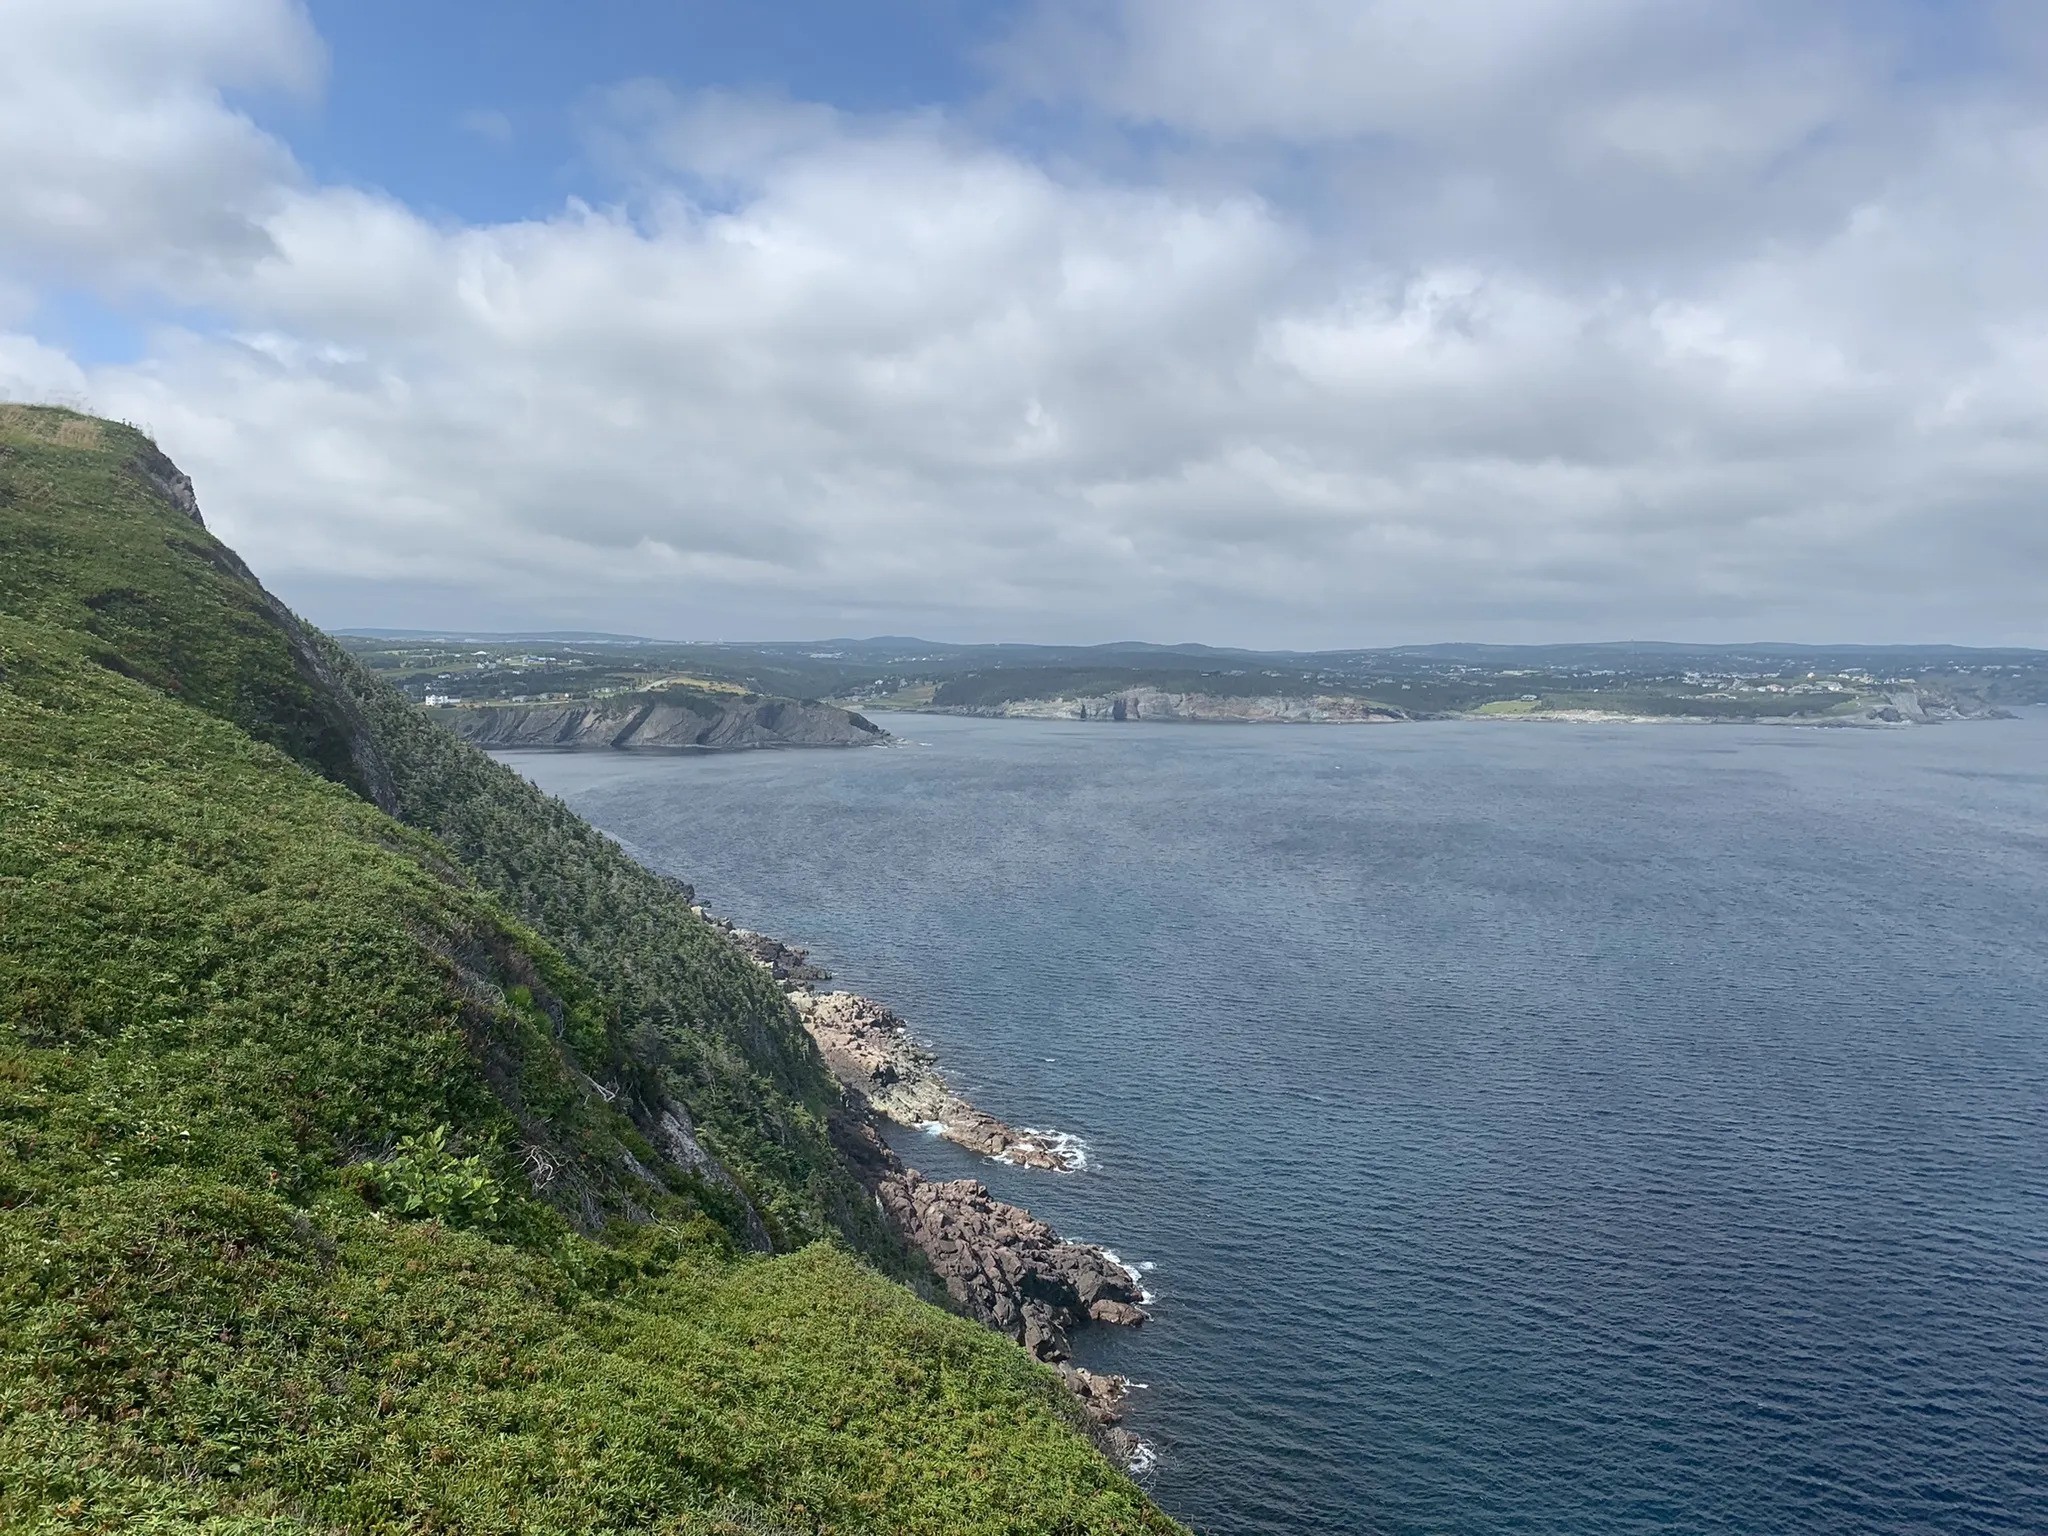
[
  {"x1": 932, "y1": 681, "x2": 2011, "y2": 727},
  {"x1": 943, "y1": 685, "x2": 1408, "y2": 724},
  {"x1": 704, "y1": 913, "x2": 1154, "y2": 1458},
  {"x1": 433, "y1": 691, "x2": 887, "y2": 749},
  {"x1": 0, "y1": 404, "x2": 1177, "y2": 1534}
]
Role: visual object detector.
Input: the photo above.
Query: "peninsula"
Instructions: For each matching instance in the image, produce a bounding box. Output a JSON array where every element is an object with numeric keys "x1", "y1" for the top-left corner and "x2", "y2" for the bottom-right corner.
[{"x1": 432, "y1": 688, "x2": 886, "y2": 751}]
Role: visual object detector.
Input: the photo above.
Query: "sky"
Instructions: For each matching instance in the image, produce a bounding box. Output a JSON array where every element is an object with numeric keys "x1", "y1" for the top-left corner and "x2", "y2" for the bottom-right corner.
[{"x1": 2, "y1": 1, "x2": 2045, "y2": 647}]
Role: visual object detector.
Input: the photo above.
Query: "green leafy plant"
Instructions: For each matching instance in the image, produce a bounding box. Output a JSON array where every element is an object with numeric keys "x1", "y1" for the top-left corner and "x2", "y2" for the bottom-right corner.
[{"x1": 368, "y1": 1125, "x2": 501, "y2": 1226}]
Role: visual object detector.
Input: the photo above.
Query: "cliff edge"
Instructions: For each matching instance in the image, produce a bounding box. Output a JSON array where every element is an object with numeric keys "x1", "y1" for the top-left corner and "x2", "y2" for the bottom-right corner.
[
  {"x1": 435, "y1": 690, "x2": 886, "y2": 750},
  {"x1": 0, "y1": 404, "x2": 1176, "y2": 1535}
]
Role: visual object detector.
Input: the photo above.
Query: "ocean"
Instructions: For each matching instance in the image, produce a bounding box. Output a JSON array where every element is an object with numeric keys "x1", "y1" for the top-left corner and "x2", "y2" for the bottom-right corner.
[{"x1": 502, "y1": 711, "x2": 2048, "y2": 1536}]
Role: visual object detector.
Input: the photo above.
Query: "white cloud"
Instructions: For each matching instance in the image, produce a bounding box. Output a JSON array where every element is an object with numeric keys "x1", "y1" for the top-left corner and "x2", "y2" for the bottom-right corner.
[
  {"x1": 1002, "y1": 0, "x2": 1649, "y2": 142},
  {"x1": 0, "y1": 0, "x2": 2045, "y2": 643},
  {"x1": 0, "y1": 333, "x2": 92, "y2": 405},
  {"x1": 457, "y1": 108, "x2": 515, "y2": 147},
  {"x1": 0, "y1": 0, "x2": 320, "y2": 292}
]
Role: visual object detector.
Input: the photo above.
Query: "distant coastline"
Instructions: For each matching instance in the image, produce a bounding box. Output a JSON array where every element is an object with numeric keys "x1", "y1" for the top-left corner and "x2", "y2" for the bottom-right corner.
[
  {"x1": 910, "y1": 680, "x2": 2014, "y2": 729},
  {"x1": 348, "y1": 632, "x2": 2047, "y2": 736}
]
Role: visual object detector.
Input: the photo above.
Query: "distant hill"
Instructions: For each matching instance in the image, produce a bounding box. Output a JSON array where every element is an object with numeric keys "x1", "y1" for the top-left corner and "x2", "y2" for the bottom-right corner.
[
  {"x1": 339, "y1": 625, "x2": 665, "y2": 644},
  {"x1": 345, "y1": 623, "x2": 2046, "y2": 725}
]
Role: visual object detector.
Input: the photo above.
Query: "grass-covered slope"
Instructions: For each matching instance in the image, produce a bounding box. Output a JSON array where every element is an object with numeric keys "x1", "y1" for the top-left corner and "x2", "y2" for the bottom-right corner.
[
  {"x1": 308, "y1": 658, "x2": 899, "y2": 1255},
  {"x1": 0, "y1": 406, "x2": 1178, "y2": 1534},
  {"x1": 0, "y1": 403, "x2": 884, "y2": 1257}
]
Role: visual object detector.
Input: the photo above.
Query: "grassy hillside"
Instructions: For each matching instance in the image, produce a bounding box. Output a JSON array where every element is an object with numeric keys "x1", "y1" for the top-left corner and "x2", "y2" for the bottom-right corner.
[{"x1": 0, "y1": 405, "x2": 1178, "y2": 1534}]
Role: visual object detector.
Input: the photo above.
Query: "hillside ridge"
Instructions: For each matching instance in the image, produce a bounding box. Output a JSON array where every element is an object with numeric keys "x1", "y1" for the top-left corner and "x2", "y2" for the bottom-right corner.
[
  {"x1": 0, "y1": 403, "x2": 1178, "y2": 1534},
  {"x1": 436, "y1": 692, "x2": 886, "y2": 752}
]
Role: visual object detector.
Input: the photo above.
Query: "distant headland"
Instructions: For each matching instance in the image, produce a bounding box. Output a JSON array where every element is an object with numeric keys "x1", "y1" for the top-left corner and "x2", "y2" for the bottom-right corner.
[{"x1": 340, "y1": 631, "x2": 2043, "y2": 739}]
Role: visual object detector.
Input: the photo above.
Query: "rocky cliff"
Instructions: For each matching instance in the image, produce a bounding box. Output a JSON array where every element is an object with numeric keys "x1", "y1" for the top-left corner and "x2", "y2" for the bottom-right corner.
[
  {"x1": 949, "y1": 685, "x2": 1406, "y2": 724},
  {"x1": 942, "y1": 682, "x2": 2014, "y2": 728},
  {"x1": 433, "y1": 690, "x2": 887, "y2": 749}
]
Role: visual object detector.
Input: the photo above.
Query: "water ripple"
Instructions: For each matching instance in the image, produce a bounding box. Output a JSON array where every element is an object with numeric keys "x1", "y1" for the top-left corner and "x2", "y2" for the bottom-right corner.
[{"x1": 506, "y1": 713, "x2": 2048, "y2": 1535}]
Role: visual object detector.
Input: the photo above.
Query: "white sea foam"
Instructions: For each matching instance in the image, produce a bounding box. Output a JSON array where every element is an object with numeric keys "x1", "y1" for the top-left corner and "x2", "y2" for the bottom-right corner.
[
  {"x1": 1097, "y1": 1248, "x2": 1151, "y2": 1288},
  {"x1": 917, "y1": 1120, "x2": 950, "y2": 1137},
  {"x1": 1124, "y1": 1438, "x2": 1159, "y2": 1477},
  {"x1": 1017, "y1": 1126, "x2": 1091, "y2": 1171}
]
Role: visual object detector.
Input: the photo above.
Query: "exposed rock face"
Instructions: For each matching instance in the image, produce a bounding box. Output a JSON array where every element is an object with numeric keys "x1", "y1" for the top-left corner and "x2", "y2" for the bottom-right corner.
[
  {"x1": 437, "y1": 693, "x2": 887, "y2": 751},
  {"x1": 716, "y1": 924, "x2": 832, "y2": 989},
  {"x1": 1461, "y1": 686, "x2": 2017, "y2": 726},
  {"x1": 127, "y1": 444, "x2": 204, "y2": 526},
  {"x1": 1059, "y1": 1364, "x2": 1148, "y2": 1469},
  {"x1": 117, "y1": 447, "x2": 404, "y2": 814},
  {"x1": 878, "y1": 1170, "x2": 1148, "y2": 1362},
  {"x1": 948, "y1": 686, "x2": 1407, "y2": 723},
  {"x1": 710, "y1": 909, "x2": 1153, "y2": 1433},
  {"x1": 1875, "y1": 686, "x2": 2015, "y2": 724},
  {"x1": 793, "y1": 990, "x2": 1081, "y2": 1171},
  {"x1": 646, "y1": 1098, "x2": 773, "y2": 1252}
]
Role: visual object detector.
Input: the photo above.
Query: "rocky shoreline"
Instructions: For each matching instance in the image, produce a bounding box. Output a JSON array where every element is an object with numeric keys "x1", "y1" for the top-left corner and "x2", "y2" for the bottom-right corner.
[
  {"x1": 792, "y1": 990, "x2": 1085, "y2": 1170},
  {"x1": 700, "y1": 907, "x2": 1153, "y2": 1463}
]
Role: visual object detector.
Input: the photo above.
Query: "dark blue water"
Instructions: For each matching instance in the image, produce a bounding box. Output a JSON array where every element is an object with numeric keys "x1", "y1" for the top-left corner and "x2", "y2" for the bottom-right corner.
[{"x1": 505, "y1": 714, "x2": 2048, "y2": 1536}]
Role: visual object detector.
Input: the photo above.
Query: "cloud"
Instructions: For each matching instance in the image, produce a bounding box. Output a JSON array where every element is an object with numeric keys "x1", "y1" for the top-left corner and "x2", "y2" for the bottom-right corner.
[
  {"x1": 992, "y1": 1, "x2": 1947, "y2": 277},
  {"x1": 0, "y1": 0, "x2": 320, "y2": 293},
  {"x1": 0, "y1": 0, "x2": 2045, "y2": 644},
  {"x1": 994, "y1": 0, "x2": 1904, "y2": 161},
  {"x1": 457, "y1": 108, "x2": 515, "y2": 147}
]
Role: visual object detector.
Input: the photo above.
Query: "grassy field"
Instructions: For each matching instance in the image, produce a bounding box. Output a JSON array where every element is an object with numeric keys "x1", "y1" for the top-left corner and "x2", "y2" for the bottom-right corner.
[
  {"x1": 0, "y1": 406, "x2": 1179, "y2": 1534},
  {"x1": 854, "y1": 682, "x2": 938, "y2": 710}
]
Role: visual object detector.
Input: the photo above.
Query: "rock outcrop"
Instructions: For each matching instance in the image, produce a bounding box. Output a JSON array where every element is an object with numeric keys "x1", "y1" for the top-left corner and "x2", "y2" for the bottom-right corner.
[
  {"x1": 434, "y1": 692, "x2": 887, "y2": 751},
  {"x1": 792, "y1": 990, "x2": 1082, "y2": 1170},
  {"x1": 1060, "y1": 1364, "x2": 1147, "y2": 1469},
  {"x1": 705, "y1": 909, "x2": 1154, "y2": 1425},
  {"x1": 877, "y1": 1170, "x2": 1148, "y2": 1362},
  {"x1": 1871, "y1": 686, "x2": 2015, "y2": 724},
  {"x1": 719, "y1": 924, "x2": 832, "y2": 989},
  {"x1": 947, "y1": 686, "x2": 1406, "y2": 724}
]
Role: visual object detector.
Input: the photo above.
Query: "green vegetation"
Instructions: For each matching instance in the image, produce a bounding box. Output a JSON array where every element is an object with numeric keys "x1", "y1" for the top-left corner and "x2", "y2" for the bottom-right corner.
[
  {"x1": 928, "y1": 668, "x2": 1361, "y2": 712},
  {"x1": 368, "y1": 1126, "x2": 505, "y2": 1226},
  {"x1": 338, "y1": 637, "x2": 864, "y2": 711},
  {"x1": 0, "y1": 406, "x2": 1177, "y2": 1534},
  {"x1": 1517, "y1": 689, "x2": 1868, "y2": 720},
  {"x1": 343, "y1": 621, "x2": 2048, "y2": 720}
]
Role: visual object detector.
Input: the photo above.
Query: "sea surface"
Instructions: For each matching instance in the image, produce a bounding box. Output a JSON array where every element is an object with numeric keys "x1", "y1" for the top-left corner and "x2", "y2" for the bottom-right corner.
[{"x1": 502, "y1": 713, "x2": 2048, "y2": 1536}]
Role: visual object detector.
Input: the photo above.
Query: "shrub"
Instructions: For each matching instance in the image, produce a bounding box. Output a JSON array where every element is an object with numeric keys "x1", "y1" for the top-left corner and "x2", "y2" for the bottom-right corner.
[{"x1": 367, "y1": 1125, "x2": 502, "y2": 1227}]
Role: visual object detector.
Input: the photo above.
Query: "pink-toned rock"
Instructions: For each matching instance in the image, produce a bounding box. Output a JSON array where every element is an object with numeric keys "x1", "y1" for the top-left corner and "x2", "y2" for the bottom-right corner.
[
  {"x1": 715, "y1": 914, "x2": 1155, "y2": 1444},
  {"x1": 876, "y1": 1170, "x2": 1149, "y2": 1362},
  {"x1": 791, "y1": 990, "x2": 1082, "y2": 1171},
  {"x1": 1088, "y1": 1299, "x2": 1148, "y2": 1328}
]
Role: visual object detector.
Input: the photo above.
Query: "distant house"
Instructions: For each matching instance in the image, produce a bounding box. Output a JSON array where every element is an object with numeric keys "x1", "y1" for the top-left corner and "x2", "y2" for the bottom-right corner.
[{"x1": 424, "y1": 693, "x2": 458, "y2": 707}]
